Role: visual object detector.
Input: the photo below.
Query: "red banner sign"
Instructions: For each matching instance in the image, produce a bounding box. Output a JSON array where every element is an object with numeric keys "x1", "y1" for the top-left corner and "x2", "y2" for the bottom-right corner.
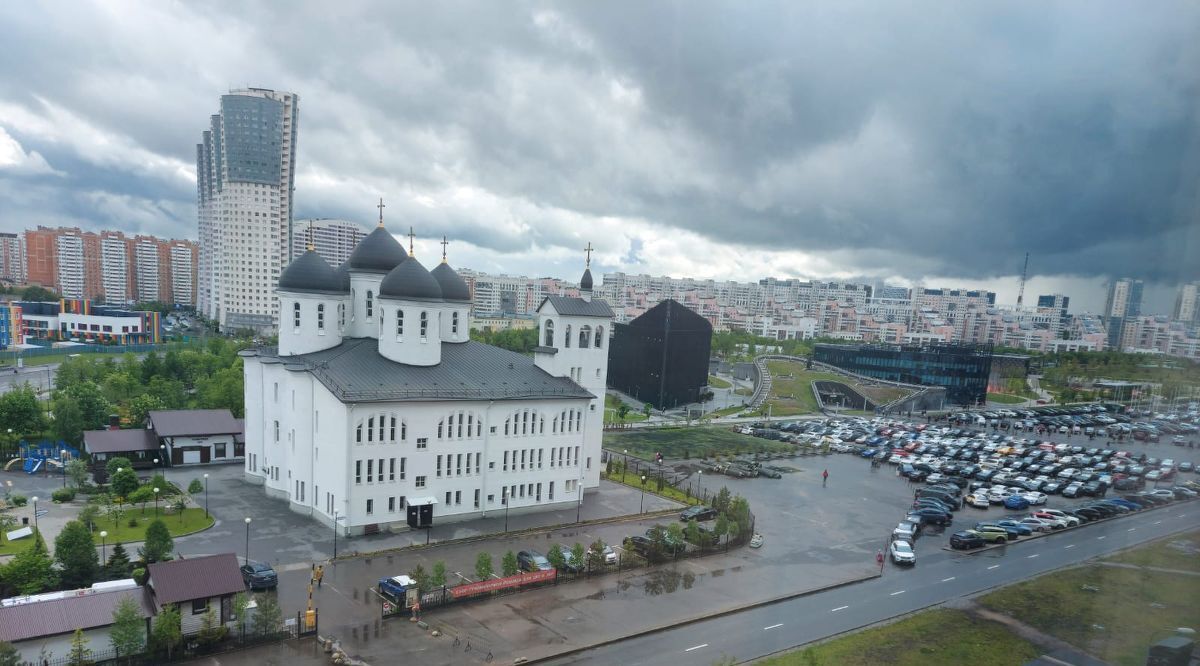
[{"x1": 449, "y1": 568, "x2": 556, "y2": 599}]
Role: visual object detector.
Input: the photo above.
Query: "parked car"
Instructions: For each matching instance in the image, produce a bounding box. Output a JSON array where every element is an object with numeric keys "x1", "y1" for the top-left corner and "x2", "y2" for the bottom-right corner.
[
  {"x1": 1021, "y1": 491, "x2": 1048, "y2": 505},
  {"x1": 971, "y1": 524, "x2": 1014, "y2": 542},
  {"x1": 889, "y1": 539, "x2": 916, "y2": 565},
  {"x1": 558, "y1": 546, "x2": 584, "y2": 572},
  {"x1": 950, "y1": 531, "x2": 985, "y2": 549},
  {"x1": 625, "y1": 536, "x2": 656, "y2": 558},
  {"x1": 517, "y1": 550, "x2": 553, "y2": 572},
  {"x1": 590, "y1": 543, "x2": 618, "y2": 565},
  {"x1": 894, "y1": 521, "x2": 921, "y2": 541},
  {"x1": 1003, "y1": 495, "x2": 1030, "y2": 510},
  {"x1": 994, "y1": 519, "x2": 1034, "y2": 536},
  {"x1": 1018, "y1": 516, "x2": 1054, "y2": 532},
  {"x1": 680, "y1": 506, "x2": 718, "y2": 522},
  {"x1": 241, "y1": 561, "x2": 278, "y2": 590},
  {"x1": 749, "y1": 533, "x2": 764, "y2": 548},
  {"x1": 965, "y1": 493, "x2": 990, "y2": 509},
  {"x1": 906, "y1": 508, "x2": 952, "y2": 526}
]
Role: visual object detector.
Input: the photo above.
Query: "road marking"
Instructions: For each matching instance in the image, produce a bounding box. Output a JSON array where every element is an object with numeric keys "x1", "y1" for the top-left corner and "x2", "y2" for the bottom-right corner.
[
  {"x1": 1154, "y1": 520, "x2": 1162, "y2": 525},
  {"x1": 764, "y1": 624, "x2": 783, "y2": 631},
  {"x1": 1127, "y1": 528, "x2": 1136, "y2": 532},
  {"x1": 941, "y1": 577, "x2": 955, "y2": 582},
  {"x1": 987, "y1": 565, "x2": 1000, "y2": 570},
  {"x1": 684, "y1": 644, "x2": 708, "y2": 652},
  {"x1": 1178, "y1": 514, "x2": 1187, "y2": 518},
  {"x1": 890, "y1": 590, "x2": 905, "y2": 596},
  {"x1": 831, "y1": 605, "x2": 849, "y2": 612},
  {"x1": 1027, "y1": 554, "x2": 1039, "y2": 559},
  {"x1": 1097, "y1": 536, "x2": 1106, "y2": 540},
  {"x1": 1064, "y1": 544, "x2": 1075, "y2": 549}
]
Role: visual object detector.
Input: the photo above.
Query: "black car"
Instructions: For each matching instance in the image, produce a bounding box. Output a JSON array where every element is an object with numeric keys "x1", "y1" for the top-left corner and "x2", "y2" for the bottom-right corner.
[
  {"x1": 626, "y1": 535, "x2": 656, "y2": 557},
  {"x1": 517, "y1": 550, "x2": 552, "y2": 572},
  {"x1": 646, "y1": 527, "x2": 685, "y2": 554},
  {"x1": 906, "y1": 508, "x2": 952, "y2": 526},
  {"x1": 240, "y1": 561, "x2": 278, "y2": 590},
  {"x1": 950, "y1": 531, "x2": 985, "y2": 550},
  {"x1": 680, "y1": 506, "x2": 718, "y2": 522}
]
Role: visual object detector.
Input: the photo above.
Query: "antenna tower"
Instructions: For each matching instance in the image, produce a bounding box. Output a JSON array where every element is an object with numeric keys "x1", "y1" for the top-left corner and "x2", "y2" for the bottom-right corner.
[{"x1": 1017, "y1": 252, "x2": 1030, "y2": 306}]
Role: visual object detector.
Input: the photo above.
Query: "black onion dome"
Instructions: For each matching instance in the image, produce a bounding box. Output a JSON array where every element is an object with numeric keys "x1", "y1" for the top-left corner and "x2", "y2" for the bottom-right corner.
[
  {"x1": 336, "y1": 261, "x2": 351, "y2": 292},
  {"x1": 380, "y1": 256, "x2": 443, "y2": 301},
  {"x1": 431, "y1": 262, "x2": 471, "y2": 302},
  {"x1": 346, "y1": 226, "x2": 407, "y2": 273},
  {"x1": 278, "y1": 250, "x2": 343, "y2": 294},
  {"x1": 580, "y1": 268, "x2": 594, "y2": 291}
]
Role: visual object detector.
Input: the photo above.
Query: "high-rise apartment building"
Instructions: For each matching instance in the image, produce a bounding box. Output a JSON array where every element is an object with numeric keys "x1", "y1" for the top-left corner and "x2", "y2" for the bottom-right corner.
[
  {"x1": 1103, "y1": 278, "x2": 1143, "y2": 350},
  {"x1": 0, "y1": 232, "x2": 25, "y2": 284},
  {"x1": 196, "y1": 87, "x2": 299, "y2": 332},
  {"x1": 291, "y1": 219, "x2": 367, "y2": 268},
  {"x1": 1173, "y1": 282, "x2": 1199, "y2": 324},
  {"x1": 21, "y1": 226, "x2": 197, "y2": 305}
]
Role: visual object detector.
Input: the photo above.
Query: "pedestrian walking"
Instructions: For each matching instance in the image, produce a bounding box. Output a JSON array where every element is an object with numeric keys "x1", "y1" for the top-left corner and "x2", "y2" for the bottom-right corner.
[
  {"x1": 314, "y1": 564, "x2": 324, "y2": 588},
  {"x1": 822, "y1": 469, "x2": 828, "y2": 487}
]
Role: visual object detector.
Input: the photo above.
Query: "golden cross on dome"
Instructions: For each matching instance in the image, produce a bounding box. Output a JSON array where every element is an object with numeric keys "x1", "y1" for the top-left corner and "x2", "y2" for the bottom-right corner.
[
  {"x1": 440, "y1": 235, "x2": 449, "y2": 263},
  {"x1": 376, "y1": 198, "x2": 386, "y2": 227},
  {"x1": 584, "y1": 241, "x2": 594, "y2": 267},
  {"x1": 407, "y1": 226, "x2": 416, "y2": 256}
]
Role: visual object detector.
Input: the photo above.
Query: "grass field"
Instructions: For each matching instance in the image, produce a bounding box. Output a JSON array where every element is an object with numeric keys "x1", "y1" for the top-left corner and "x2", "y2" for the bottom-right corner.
[
  {"x1": 764, "y1": 361, "x2": 844, "y2": 415},
  {"x1": 707, "y1": 375, "x2": 732, "y2": 389},
  {"x1": 604, "y1": 394, "x2": 648, "y2": 425},
  {"x1": 0, "y1": 530, "x2": 35, "y2": 556},
  {"x1": 756, "y1": 608, "x2": 1040, "y2": 666},
  {"x1": 90, "y1": 507, "x2": 214, "y2": 544},
  {"x1": 1105, "y1": 531, "x2": 1200, "y2": 572},
  {"x1": 603, "y1": 426, "x2": 793, "y2": 460},
  {"x1": 604, "y1": 467, "x2": 702, "y2": 506},
  {"x1": 980, "y1": 544, "x2": 1200, "y2": 665},
  {"x1": 987, "y1": 392, "x2": 1027, "y2": 404}
]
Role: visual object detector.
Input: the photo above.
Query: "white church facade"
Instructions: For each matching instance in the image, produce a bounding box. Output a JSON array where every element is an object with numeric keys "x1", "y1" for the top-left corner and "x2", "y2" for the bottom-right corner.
[{"x1": 241, "y1": 217, "x2": 612, "y2": 535}]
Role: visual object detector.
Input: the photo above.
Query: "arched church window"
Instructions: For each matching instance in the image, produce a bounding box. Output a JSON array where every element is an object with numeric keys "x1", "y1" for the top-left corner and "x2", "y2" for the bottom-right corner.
[
  {"x1": 595, "y1": 325, "x2": 603, "y2": 348},
  {"x1": 356, "y1": 422, "x2": 363, "y2": 443},
  {"x1": 579, "y1": 325, "x2": 591, "y2": 348},
  {"x1": 390, "y1": 416, "x2": 397, "y2": 441},
  {"x1": 452, "y1": 312, "x2": 459, "y2": 334},
  {"x1": 351, "y1": 290, "x2": 356, "y2": 322},
  {"x1": 339, "y1": 303, "x2": 345, "y2": 329},
  {"x1": 396, "y1": 309, "x2": 404, "y2": 336},
  {"x1": 544, "y1": 320, "x2": 555, "y2": 347},
  {"x1": 565, "y1": 324, "x2": 572, "y2": 348},
  {"x1": 367, "y1": 417, "x2": 374, "y2": 442},
  {"x1": 366, "y1": 290, "x2": 374, "y2": 318},
  {"x1": 317, "y1": 303, "x2": 325, "y2": 330},
  {"x1": 420, "y1": 311, "x2": 428, "y2": 338},
  {"x1": 293, "y1": 302, "x2": 301, "y2": 328}
]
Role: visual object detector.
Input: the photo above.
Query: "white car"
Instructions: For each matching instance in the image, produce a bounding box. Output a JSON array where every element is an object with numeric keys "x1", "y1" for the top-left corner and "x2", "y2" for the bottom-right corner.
[
  {"x1": 749, "y1": 534, "x2": 764, "y2": 548},
  {"x1": 1030, "y1": 513, "x2": 1069, "y2": 529},
  {"x1": 1037, "y1": 509, "x2": 1081, "y2": 527},
  {"x1": 889, "y1": 539, "x2": 916, "y2": 565},
  {"x1": 1019, "y1": 517, "x2": 1054, "y2": 532},
  {"x1": 987, "y1": 488, "x2": 1010, "y2": 504},
  {"x1": 966, "y1": 493, "x2": 990, "y2": 509},
  {"x1": 1021, "y1": 492, "x2": 1048, "y2": 506}
]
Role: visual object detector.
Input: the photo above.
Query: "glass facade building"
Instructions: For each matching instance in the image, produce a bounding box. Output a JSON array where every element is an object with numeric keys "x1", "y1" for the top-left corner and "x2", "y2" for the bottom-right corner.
[{"x1": 813, "y1": 342, "x2": 993, "y2": 406}]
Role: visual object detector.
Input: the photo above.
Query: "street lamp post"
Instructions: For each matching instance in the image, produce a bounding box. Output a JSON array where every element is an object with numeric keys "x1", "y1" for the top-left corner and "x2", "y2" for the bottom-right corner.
[
  {"x1": 61, "y1": 449, "x2": 67, "y2": 488},
  {"x1": 503, "y1": 487, "x2": 509, "y2": 533},
  {"x1": 153, "y1": 488, "x2": 160, "y2": 516},
  {"x1": 576, "y1": 472, "x2": 584, "y2": 523},
  {"x1": 100, "y1": 530, "x2": 108, "y2": 562},
  {"x1": 160, "y1": 444, "x2": 167, "y2": 469},
  {"x1": 31, "y1": 496, "x2": 39, "y2": 536},
  {"x1": 202, "y1": 473, "x2": 209, "y2": 519},
  {"x1": 332, "y1": 510, "x2": 338, "y2": 559},
  {"x1": 244, "y1": 517, "x2": 252, "y2": 564},
  {"x1": 639, "y1": 475, "x2": 647, "y2": 513}
]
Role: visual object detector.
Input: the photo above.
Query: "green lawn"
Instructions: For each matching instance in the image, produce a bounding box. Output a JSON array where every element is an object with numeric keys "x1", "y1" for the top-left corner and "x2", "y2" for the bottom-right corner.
[
  {"x1": 91, "y1": 507, "x2": 214, "y2": 544},
  {"x1": 987, "y1": 392, "x2": 1027, "y2": 404},
  {"x1": 1105, "y1": 531, "x2": 1200, "y2": 572},
  {"x1": 0, "y1": 531, "x2": 34, "y2": 556},
  {"x1": 757, "y1": 608, "x2": 1040, "y2": 666},
  {"x1": 603, "y1": 467, "x2": 701, "y2": 506},
  {"x1": 603, "y1": 425, "x2": 793, "y2": 460},
  {"x1": 707, "y1": 374, "x2": 732, "y2": 389},
  {"x1": 604, "y1": 394, "x2": 648, "y2": 425},
  {"x1": 764, "y1": 361, "x2": 849, "y2": 415},
  {"x1": 980, "y1": 557, "x2": 1200, "y2": 665}
]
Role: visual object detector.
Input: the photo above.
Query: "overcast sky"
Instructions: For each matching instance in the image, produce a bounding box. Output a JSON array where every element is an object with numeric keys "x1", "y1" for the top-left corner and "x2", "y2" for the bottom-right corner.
[{"x1": 1, "y1": 1, "x2": 1197, "y2": 313}]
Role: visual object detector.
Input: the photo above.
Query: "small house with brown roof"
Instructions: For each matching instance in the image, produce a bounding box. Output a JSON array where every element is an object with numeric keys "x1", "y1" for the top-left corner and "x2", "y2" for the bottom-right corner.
[
  {"x1": 147, "y1": 409, "x2": 245, "y2": 465},
  {"x1": 145, "y1": 553, "x2": 246, "y2": 636},
  {"x1": 0, "y1": 582, "x2": 154, "y2": 663}
]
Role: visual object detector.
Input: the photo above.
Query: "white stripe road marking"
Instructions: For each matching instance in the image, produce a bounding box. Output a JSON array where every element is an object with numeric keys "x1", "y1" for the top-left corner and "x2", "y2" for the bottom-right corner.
[
  {"x1": 941, "y1": 577, "x2": 955, "y2": 582},
  {"x1": 988, "y1": 565, "x2": 1000, "y2": 570},
  {"x1": 1179, "y1": 514, "x2": 1187, "y2": 518},
  {"x1": 890, "y1": 590, "x2": 905, "y2": 596},
  {"x1": 1154, "y1": 521, "x2": 1162, "y2": 525},
  {"x1": 831, "y1": 605, "x2": 849, "y2": 612},
  {"x1": 1064, "y1": 544, "x2": 1076, "y2": 549},
  {"x1": 685, "y1": 644, "x2": 708, "y2": 652},
  {"x1": 1127, "y1": 528, "x2": 1136, "y2": 532},
  {"x1": 1097, "y1": 536, "x2": 1106, "y2": 540},
  {"x1": 764, "y1": 624, "x2": 783, "y2": 631},
  {"x1": 1027, "y1": 554, "x2": 1039, "y2": 559}
]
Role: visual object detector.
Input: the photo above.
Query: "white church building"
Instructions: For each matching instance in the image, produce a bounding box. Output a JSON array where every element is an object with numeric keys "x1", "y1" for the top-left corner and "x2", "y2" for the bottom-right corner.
[{"x1": 241, "y1": 219, "x2": 612, "y2": 535}]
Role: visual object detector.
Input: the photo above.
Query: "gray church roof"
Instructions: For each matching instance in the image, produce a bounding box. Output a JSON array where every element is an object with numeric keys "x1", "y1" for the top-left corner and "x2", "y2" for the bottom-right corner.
[
  {"x1": 247, "y1": 338, "x2": 594, "y2": 403},
  {"x1": 431, "y1": 262, "x2": 471, "y2": 302},
  {"x1": 538, "y1": 295, "x2": 614, "y2": 318},
  {"x1": 278, "y1": 250, "x2": 346, "y2": 294},
  {"x1": 380, "y1": 255, "x2": 443, "y2": 302},
  {"x1": 346, "y1": 226, "x2": 407, "y2": 273}
]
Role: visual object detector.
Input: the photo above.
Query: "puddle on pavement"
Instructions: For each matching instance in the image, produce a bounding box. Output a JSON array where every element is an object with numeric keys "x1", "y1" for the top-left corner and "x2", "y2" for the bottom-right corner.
[
  {"x1": 586, "y1": 589, "x2": 607, "y2": 600},
  {"x1": 711, "y1": 568, "x2": 725, "y2": 577}
]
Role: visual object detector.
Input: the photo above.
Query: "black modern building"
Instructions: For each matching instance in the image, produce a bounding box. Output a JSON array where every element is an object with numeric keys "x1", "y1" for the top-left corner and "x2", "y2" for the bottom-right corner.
[
  {"x1": 813, "y1": 342, "x2": 993, "y2": 406},
  {"x1": 607, "y1": 299, "x2": 713, "y2": 409}
]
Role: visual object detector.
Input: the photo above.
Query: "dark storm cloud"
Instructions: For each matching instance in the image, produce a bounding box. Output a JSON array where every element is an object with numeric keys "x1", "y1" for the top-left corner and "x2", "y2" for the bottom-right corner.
[{"x1": 0, "y1": 1, "x2": 1195, "y2": 285}]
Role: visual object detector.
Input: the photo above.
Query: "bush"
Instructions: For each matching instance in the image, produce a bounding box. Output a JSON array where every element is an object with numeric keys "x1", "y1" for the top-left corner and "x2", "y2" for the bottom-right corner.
[
  {"x1": 132, "y1": 567, "x2": 147, "y2": 585},
  {"x1": 127, "y1": 517, "x2": 139, "y2": 528},
  {"x1": 10, "y1": 494, "x2": 27, "y2": 507},
  {"x1": 51, "y1": 488, "x2": 76, "y2": 503},
  {"x1": 187, "y1": 478, "x2": 204, "y2": 495}
]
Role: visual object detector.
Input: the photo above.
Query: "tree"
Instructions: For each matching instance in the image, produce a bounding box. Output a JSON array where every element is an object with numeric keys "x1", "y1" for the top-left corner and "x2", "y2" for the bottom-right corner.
[
  {"x1": 667, "y1": 522, "x2": 686, "y2": 550},
  {"x1": 585, "y1": 540, "x2": 605, "y2": 571},
  {"x1": 110, "y1": 468, "x2": 139, "y2": 501},
  {"x1": 728, "y1": 496, "x2": 752, "y2": 531},
  {"x1": 232, "y1": 592, "x2": 250, "y2": 639},
  {"x1": 126, "y1": 394, "x2": 165, "y2": 427},
  {"x1": 501, "y1": 550, "x2": 519, "y2": 577},
  {"x1": 67, "y1": 628, "x2": 92, "y2": 666},
  {"x1": 140, "y1": 352, "x2": 162, "y2": 384},
  {"x1": 109, "y1": 596, "x2": 146, "y2": 659},
  {"x1": 197, "y1": 606, "x2": 227, "y2": 646},
  {"x1": 474, "y1": 552, "x2": 494, "y2": 581},
  {"x1": 616, "y1": 403, "x2": 630, "y2": 423},
  {"x1": 684, "y1": 519, "x2": 703, "y2": 547},
  {"x1": 54, "y1": 382, "x2": 113, "y2": 444},
  {"x1": 149, "y1": 604, "x2": 181, "y2": 658},
  {"x1": 66, "y1": 459, "x2": 90, "y2": 488},
  {"x1": 56, "y1": 520, "x2": 100, "y2": 589},
  {"x1": 712, "y1": 487, "x2": 732, "y2": 514},
  {"x1": 714, "y1": 514, "x2": 730, "y2": 543},
  {"x1": 139, "y1": 519, "x2": 173, "y2": 563},
  {"x1": 251, "y1": 594, "x2": 284, "y2": 636},
  {"x1": 546, "y1": 544, "x2": 565, "y2": 571},
  {"x1": 187, "y1": 478, "x2": 204, "y2": 495},
  {"x1": 195, "y1": 366, "x2": 244, "y2": 417},
  {"x1": 128, "y1": 485, "x2": 154, "y2": 514},
  {"x1": 431, "y1": 561, "x2": 447, "y2": 588},
  {"x1": 643, "y1": 403, "x2": 653, "y2": 419},
  {"x1": 105, "y1": 542, "x2": 133, "y2": 579},
  {"x1": 726, "y1": 520, "x2": 740, "y2": 544},
  {"x1": 0, "y1": 384, "x2": 46, "y2": 440},
  {"x1": 78, "y1": 502, "x2": 101, "y2": 532},
  {"x1": 0, "y1": 640, "x2": 20, "y2": 666},
  {"x1": 2, "y1": 537, "x2": 57, "y2": 594},
  {"x1": 20, "y1": 285, "x2": 56, "y2": 301},
  {"x1": 106, "y1": 457, "x2": 133, "y2": 478},
  {"x1": 409, "y1": 564, "x2": 431, "y2": 593}
]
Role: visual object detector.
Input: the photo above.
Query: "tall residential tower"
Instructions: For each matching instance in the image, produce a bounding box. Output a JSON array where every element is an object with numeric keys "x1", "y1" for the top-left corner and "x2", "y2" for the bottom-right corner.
[
  {"x1": 1103, "y1": 278, "x2": 1143, "y2": 350},
  {"x1": 197, "y1": 88, "x2": 299, "y2": 332}
]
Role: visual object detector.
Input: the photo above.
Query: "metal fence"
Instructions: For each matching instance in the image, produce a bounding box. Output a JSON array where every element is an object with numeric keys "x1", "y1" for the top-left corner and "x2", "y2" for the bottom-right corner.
[
  {"x1": 31, "y1": 625, "x2": 296, "y2": 666},
  {"x1": 0, "y1": 340, "x2": 204, "y2": 365}
]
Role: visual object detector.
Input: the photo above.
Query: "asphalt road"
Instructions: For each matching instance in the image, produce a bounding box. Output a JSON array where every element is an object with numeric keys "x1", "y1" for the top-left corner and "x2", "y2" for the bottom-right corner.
[{"x1": 549, "y1": 500, "x2": 1198, "y2": 665}]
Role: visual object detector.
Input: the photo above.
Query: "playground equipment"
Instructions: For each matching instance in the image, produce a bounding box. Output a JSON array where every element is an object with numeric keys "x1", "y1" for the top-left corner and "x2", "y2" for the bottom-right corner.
[{"x1": 10, "y1": 440, "x2": 80, "y2": 475}]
